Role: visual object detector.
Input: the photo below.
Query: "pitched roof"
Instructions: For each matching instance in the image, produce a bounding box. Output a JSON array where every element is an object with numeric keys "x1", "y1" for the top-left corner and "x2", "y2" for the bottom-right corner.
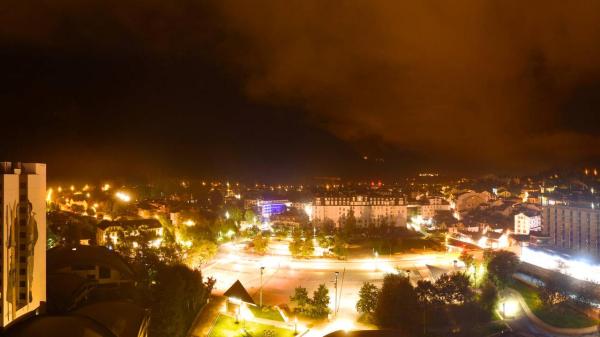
[{"x1": 223, "y1": 280, "x2": 255, "y2": 305}]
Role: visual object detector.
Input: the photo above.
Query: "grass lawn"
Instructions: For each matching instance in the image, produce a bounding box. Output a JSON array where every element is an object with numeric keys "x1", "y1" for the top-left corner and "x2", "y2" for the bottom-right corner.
[
  {"x1": 512, "y1": 281, "x2": 598, "y2": 328},
  {"x1": 209, "y1": 314, "x2": 294, "y2": 337},
  {"x1": 396, "y1": 237, "x2": 442, "y2": 252},
  {"x1": 471, "y1": 321, "x2": 508, "y2": 336},
  {"x1": 249, "y1": 306, "x2": 285, "y2": 322}
]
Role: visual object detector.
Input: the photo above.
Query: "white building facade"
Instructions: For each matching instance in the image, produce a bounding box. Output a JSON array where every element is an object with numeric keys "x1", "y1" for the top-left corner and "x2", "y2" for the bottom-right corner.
[
  {"x1": 514, "y1": 212, "x2": 541, "y2": 235},
  {"x1": 1, "y1": 162, "x2": 46, "y2": 328},
  {"x1": 420, "y1": 197, "x2": 451, "y2": 219},
  {"x1": 313, "y1": 195, "x2": 407, "y2": 227}
]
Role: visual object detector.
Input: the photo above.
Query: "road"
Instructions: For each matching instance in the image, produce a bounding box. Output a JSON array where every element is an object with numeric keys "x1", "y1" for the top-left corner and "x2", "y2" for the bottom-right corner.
[{"x1": 201, "y1": 239, "x2": 459, "y2": 336}]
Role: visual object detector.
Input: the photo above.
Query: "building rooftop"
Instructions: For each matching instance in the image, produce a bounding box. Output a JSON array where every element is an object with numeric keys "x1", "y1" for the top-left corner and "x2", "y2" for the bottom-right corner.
[
  {"x1": 223, "y1": 280, "x2": 255, "y2": 305},
  {"x1": 74, "y1": 301, "x2": 149, "y2": 337},
  {"x1": 47, "y1": 245, "x2": 134, "y2": 279},
  {"x1": 5, "y1": 315, "x2": 115, "y2": 337}
]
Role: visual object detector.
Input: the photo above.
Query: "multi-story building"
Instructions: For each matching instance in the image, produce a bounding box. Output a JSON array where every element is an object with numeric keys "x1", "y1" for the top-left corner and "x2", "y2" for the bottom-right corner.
[
  {"x1": 1, "y1": 162, "x2": 46, "y2": 328},
  {"x1": 420, "y1": 197, "x2": 451, "y2": 219},
  {"x1": 454, "y1": 191, "x2": 493, "y2": 215},
  {"x1": 313, "y1": 195, "x2": 407, "y2": 227},
  {"x1": 543, "y1": 204, "x2": 600, "y2": 256},
  {"x1": 514, "y1": 211, "x2": 541, "y2": 235}
]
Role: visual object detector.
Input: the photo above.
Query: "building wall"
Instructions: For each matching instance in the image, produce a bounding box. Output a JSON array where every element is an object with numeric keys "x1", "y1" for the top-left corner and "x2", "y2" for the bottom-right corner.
[
  {"x1": 1, "y1": 163, "x2": 46, "y2": 328},
  {"x1": 514, "y1": 213, "x2": 541, "y2": 235},
  {"x1": 543, "y1": 205, "x2": 600, "y2": 256},
  {"x1": 455, "y1": 191, "x2": 491, "y2": 213},
  {"x1": 53, "y1": 265, "x2": 132, "y2": 286},
  {"x1": 420, "y1": 198, "x2": 451, "y2": 219},
  {"x1": 313, "y1": 196, "x2": 407, "y2": 227}
]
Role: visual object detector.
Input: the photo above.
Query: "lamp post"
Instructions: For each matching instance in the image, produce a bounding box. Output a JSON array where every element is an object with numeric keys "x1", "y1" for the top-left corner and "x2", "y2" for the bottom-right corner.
[
  {"x1": 260, "y1": 266, "x2": 265, "y2": 307},
  {"x1": 334, "y1": 271, "x2": 339, "y2": 317}
]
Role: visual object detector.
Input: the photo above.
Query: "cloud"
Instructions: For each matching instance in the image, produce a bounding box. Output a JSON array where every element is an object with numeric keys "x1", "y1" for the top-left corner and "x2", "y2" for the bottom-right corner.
[
  {"x1": 213, "y1": 0, "x2": 600, "y2": 172},
  {"x1": 1, "y1": 0, "x2": 599, "y2": 176}
]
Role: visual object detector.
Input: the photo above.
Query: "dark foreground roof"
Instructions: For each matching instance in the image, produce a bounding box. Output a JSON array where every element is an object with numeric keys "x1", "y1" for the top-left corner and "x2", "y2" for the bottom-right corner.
[
  {"x1": 75, "y1": 301, "x2": 150, "y2": 337},
  {"x1": 5, "y1": 301, "x2": 149, "y2": 337},
  {"x1": 223, "y1": 280, "x2": 255, "y2": 305},
  {"x1": 5, "y1": 315, "x2": 115, "y2": 337},
  {"x1": 47, "y1": 245, "x2": 134, "y2": 279},
  {"x1": 324, "y1": 330, "x2": 403, "y2": 337}
]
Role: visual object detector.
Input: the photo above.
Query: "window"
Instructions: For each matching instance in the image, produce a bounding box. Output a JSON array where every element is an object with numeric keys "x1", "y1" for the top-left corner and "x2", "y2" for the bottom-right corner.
[{"x1": 99, "y1": 266, "x2": 111, "y2": 279}]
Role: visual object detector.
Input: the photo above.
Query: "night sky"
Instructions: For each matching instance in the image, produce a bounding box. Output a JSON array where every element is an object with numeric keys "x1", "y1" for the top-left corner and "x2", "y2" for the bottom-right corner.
[{"x1": 1, "y1": 1, "x2": 600, "y2": 181}]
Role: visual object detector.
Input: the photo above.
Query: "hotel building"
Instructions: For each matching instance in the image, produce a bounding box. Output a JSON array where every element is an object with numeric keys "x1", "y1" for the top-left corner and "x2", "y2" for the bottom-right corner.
[
  {"x1": 313, "y1": 195, "x2": 408, "y2": 227},
  {"x1": 543, "y1": 204, "x2": 600, "y2": 256},
  {"x1": 1, "y1": 162, "x2": 46, "y2": 328}
]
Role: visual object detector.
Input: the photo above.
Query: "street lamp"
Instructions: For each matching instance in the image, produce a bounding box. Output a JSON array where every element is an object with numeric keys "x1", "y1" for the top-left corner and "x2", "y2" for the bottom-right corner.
[
  {"x1": 333, "y1": 271, "x2": 339, "y2": 317},
  {"x1": 260, "y1": 266, "x2": 265, "y2": 307}
]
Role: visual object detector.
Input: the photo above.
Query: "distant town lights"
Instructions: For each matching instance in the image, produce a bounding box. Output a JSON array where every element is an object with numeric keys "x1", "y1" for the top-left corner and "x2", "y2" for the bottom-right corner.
[{"x1": 184, "y1": 220, "x2": 195, "y2": 227}]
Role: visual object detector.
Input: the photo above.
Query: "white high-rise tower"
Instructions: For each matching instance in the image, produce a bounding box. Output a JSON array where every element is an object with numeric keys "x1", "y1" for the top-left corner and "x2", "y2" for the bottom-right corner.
[{"x1": 1, "y1": 162, "x2": 46, "y2": 328}]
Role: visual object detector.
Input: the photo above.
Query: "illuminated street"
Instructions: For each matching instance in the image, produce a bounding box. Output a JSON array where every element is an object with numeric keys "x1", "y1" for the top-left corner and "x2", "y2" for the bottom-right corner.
[{"x1": 202, "y1": 240, "x2": 459, "y2": 335}]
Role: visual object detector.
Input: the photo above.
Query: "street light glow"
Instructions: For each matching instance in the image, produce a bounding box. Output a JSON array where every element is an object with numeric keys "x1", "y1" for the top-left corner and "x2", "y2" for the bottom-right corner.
[
  {"x1": 499, "y1": 298, "x2": 519, "y2": 318},
  {"x1": 115, "y1": 191, "x2": 131, "y2": 202}
]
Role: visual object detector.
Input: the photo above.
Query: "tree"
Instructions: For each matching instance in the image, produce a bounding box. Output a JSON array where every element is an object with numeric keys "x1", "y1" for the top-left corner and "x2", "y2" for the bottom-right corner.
[
  {"x1": 459, "y1": 250, "x2": 475, "y2": 268},
  {"x1": 374, "y1": 274, "x2": 419, "y2": 334},
  {"x1": 478, "y1": 281, "x2": 498, "y2": 317},
  {"x1": 290, "y1": 286, "x2": 310, "y2": 314},
  {"x1": 301, "y1": 238, "x2": 314, "y2": 257},
  {"x1": 342, "y1": 209, "x2": 357, "y2": 237},
  {"x1": 226, "y1": 206, "x2": 244, "y2": 226},
  {"x1": 486, "y1": 250, "x2": 519, "y2": 287},
  {"x1": 416, "y1": 280, "x2": 440, "y2": 305},
  {"x1": 321, "y1": 219, "x2": 336, "y2": 235},
  {"x1": 310, "y1": 284, "x2": 331, "y2": 318},
  {"x1": 149, "y1": 264, "x2": 214, "y2": 337},
  {"x1": 184, "y1": 240, "x2": 218, "y2": 268},
  {"x1": 435, "y1": 272, "x2": 474, "y2": 304},
  {"x1": 253, "y1": 234, "x2": 269, "y2": 255},
  {"x1": 289, "y1": 236, "x2": 303, "y2": 257},
  {"x1": 244, "y1": 209, "x2": 257, "y2": 224},
  {"x1": 357, "y1": 282, "x2": 380, "y2": 315},
  {"x1": 332, "y1": 234, "x2": 348, "y2": 258}
]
